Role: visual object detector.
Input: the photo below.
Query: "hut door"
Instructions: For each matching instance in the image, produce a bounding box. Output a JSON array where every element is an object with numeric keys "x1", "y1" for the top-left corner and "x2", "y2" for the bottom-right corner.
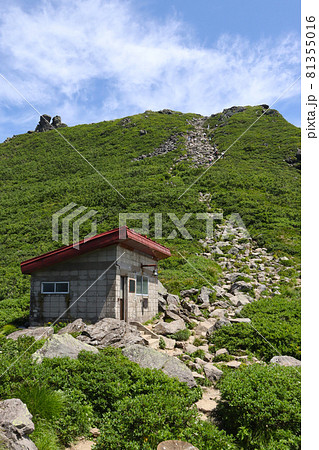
[{"x1": 120, "y1": 276, "x2": 126, "y2": 321}]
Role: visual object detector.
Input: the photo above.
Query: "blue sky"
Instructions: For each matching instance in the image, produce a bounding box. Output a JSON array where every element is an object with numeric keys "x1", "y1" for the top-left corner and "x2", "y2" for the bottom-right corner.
[{"x1": 0, "y1": 0, "x2": 300, "y2": 142}]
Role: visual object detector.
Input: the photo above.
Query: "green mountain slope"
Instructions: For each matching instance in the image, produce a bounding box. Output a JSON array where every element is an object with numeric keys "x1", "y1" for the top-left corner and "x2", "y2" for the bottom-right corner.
[{"x1": 0, "y1": 106, "x2": 300, "y2": 327}]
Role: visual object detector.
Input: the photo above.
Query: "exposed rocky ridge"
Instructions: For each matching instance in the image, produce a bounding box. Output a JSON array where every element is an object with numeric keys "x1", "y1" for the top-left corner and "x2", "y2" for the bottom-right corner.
[
  {"x1": 34, "y1": 114, "x2": 67, "y2": 132},
  {"x1": 132, "y1": 133, "x2": 183, "y2": 161}
]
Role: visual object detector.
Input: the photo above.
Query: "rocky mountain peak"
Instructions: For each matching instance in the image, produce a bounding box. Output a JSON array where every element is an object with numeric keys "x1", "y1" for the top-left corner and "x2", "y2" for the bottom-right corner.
[{"x1": 34, "y1": 114, "x2": 67, "y2": 132}]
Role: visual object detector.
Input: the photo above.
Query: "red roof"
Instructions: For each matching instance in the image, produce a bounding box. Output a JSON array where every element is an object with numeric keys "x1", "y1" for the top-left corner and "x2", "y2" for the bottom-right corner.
[{"x1": 21, "y1": 226, "x2": 171, "y2": 274}]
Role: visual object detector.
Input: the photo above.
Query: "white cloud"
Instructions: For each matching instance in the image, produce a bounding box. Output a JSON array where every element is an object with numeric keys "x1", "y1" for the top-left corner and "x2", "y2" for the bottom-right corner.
[{"x1": 0, "y1": 0, "x2": 300, "y2": 129}]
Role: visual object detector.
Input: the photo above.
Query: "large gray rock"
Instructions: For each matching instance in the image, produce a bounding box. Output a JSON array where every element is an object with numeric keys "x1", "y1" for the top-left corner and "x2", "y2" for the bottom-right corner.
[
  {"x1": 78, "y1": 318, "x2": 146, "y2": 348},
  {"x1": 35, "y1": 114, "x2": 52, "y2": 132},
  {"x1": 230, "y1": 281, "x2": 253, "y2": 295},
  {"x1": 197, "y1": 286, "x2": 212, "y2": 305},
  {"x1": 32, "y1": 333, "x2": 98, "y2": 363},
  {"x1": 270, "y1": 356, "x2": 301, "y2": 367},
  {"x1": 166, "y1": 293, "x2": 180, "y2": 306},
  {"x1": 0, "y1": 399, "x2": 37, "y2": 450},
  {"x1": 180, "y1": 288, "x2": 198, "y2": 298},
  {"x1": 51, "y1": 115, "x2": 67, "y2": 128},
  {"x1": 7, "y1": 327, "x2": 53, "y2": 341},
  {"x1": 34, "y1": 114, "x2": 67, "y2": 132},
  {"x1": 58, "y1": 318, "x2": 86, "y2": 335},
  {"x1": 194, "y1": 319, "x2": 216, "y2": 337},
  {"x1": 158, "y1": 280, "x2": 168, "y2": 296},
  {"x1": 122, "y1": 344, "x2": 196, "y2": 388},
  {"x1": 204, "y1": 363, "x2": 223, "y2": 381},
  {"x1": 228, "y1": 293, "x2": 252, "y2": 306},
  {"x1": 153, "y1": 319, "x2": 185, "y2": 336}
]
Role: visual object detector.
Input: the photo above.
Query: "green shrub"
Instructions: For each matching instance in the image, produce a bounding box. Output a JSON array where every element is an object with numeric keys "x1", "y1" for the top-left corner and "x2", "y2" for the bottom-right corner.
[
  {"x1": 191, "y1": 349, "x2": 206, "y2": 360},
  {"x1": 54, "y1": 389, "x2": 94, "y2": 444},
  {"x1": 159, "y1": 337, "x2": 166, "y2": 349},
  {"x1": 193, "y1": 337, "x2": 205, "y2": 347},
  {"x1": 168, "y1": 328, "x2": 191, "y2": 341},
  {"x1": 210, "y1": 295, "x2": 300, "y2": 361},
  {"x1": 215, "y1": 364, "x2": 301, "y2": 449},
  {"x1": 95, "y1": 393, "x2": 237, "y2": 450},
  {"x1": 213, "y1": 353, "x2": 233, "y2": 363}
]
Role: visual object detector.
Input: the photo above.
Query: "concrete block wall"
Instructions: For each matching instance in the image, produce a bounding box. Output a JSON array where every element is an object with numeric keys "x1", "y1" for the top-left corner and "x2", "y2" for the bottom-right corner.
[
  {"x1": 29, "y1": 243, "x2": 160, "y2": 325},
  {"x1": 30, "y1": 245, "x2": 117, "y2": 325}
]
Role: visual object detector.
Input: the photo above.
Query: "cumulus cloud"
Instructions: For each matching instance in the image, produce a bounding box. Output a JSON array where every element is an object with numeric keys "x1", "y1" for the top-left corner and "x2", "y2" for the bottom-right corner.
[{"x1": 0, "y1": 0, "x2": 300, "y2": 130}]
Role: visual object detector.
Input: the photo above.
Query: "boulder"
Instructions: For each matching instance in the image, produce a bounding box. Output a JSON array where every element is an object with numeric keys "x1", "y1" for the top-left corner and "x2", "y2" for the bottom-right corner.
[
  {"x1": 194, "y1": 319, "x2": 216, "y2": 337},
  {"x1": 35, "y1": 114, "x2": 52, "y2": 132},
  {"x1": 182, "y1": 300, "x2": 201, "y2": 316},
  {"x1": 197, "y1": 286, "x2": 212, "y2": 305},
  {"x1": 158, "y1": 295, "x2": 167, "y2": 312},
  {"x1": 58, "y1": 318, "x2": 85, "y2": 335},
  {"x1": 180, "y1": 288, "x2": 198, "y2": 298},
  {"x1": 166, "y1": 293, "x2": 180, "y2": 306},
  {"x1": 225, "y1": 360, "x2": 242, "y2": 369},
  {"x1": 203, "y1": 363, "x2": 223, "y2": 381},
  {"x1": 270, "y1": 356, "x2": 301, "y2": 367},
  {"x1": 210, "y1": 308, "x2": 227, "y2": 319},
  {"x1": 153, "y1": 319, "x2": 185, "y2": 336},
  {"x1": 78, "y1": 318, "x2": 146, "y2": 348},
  {"x1": 51, "y1": 115, "x2": 67, "y2": 128},
  {"x1": 230, "y1": 281, "x2": 253, "y2": 295},
  {"x1": 165, "y1": 310, "x2": 181, "y2": 322},
  {"x1": 215, "y1": 348, "x2": 228, "y2": 357},
  {"x1": 7, "y1": 327, "x2": 53, "y2": 341},
  {"x1": 32, "y1": 333, "x2": 98, "y2": 363},
  {"x1": 158, "y1": 280, "x2": 168, "y2": 296},
  {"x1": 162, "y1": 336, "x2": 176, "y2": 350},
  {"x1": 0, "y1": 399, "x2": 37, "y2": 450},
  {"x1": 228, "y1": 293, "x2": 252, "y2": 306},
  {"x1": 122, "y1": 345, "x2": 196, "y2": 388},
  {"x1": 184, "y1": 343, "x2": 199, "y2": 355},
  {"x1": 211, "y1": 285, "x2": 226, "y2": 298}
]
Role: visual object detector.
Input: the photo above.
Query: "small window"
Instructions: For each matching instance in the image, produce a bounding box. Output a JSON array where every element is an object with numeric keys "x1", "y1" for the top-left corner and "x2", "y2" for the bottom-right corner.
[
  {"x1": 136, "y1": 276, "x2": 148, "y2": 295},
  {"x1": 41, "y1": 282, "x2": 69, "y2": 294},
  {"x1": 129, "y1": 279, "x2": 136, "y2": 293}
]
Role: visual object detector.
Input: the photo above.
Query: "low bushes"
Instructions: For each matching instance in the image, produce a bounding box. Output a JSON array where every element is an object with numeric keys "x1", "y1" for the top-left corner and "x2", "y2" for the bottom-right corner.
[
  {"x1": 95, "y1": 393, "x2": 237, "y2": 450},
  {"x1": 209, "y1": 295, "x2": 300, "y2": 361},
  {"x1": 214, "y1": 364, "x2": 301, "y2": 449}
]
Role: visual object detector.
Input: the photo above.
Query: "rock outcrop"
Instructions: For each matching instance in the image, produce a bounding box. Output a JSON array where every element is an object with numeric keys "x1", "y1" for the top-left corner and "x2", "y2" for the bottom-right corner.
[
  {"x1": 35, "y1": 114, "x2": 67, "y2": 132},
  {"x1": 7, "y1": 327, "x2": 53, "y2": 341},
  {"x1": 77, "y1": 318, "x2": 146, "y2": 348},
  {"x1": 32, "y1": 333, "x2": 98, "y2": 363},
  {"x1": 122, "y1": 344, "x2": 196, "y2": 388},
  {"x1": 58, "y1": 318, "x2": 86, "y2": 335},
  {"x1": 0, "y1": 399, "x2": 37, "y2": 449},
  {"x1": 270, "y1": 355, "x2": 301, "y2": 367},
  {"x1": 153, "y1": 319, "x2": 185, "y2": 336}
]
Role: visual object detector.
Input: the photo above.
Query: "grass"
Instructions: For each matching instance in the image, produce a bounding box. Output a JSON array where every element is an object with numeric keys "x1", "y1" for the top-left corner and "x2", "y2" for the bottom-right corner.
[{"x1": 0, "y1": 106, "x2": 300, "y2": 328}]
